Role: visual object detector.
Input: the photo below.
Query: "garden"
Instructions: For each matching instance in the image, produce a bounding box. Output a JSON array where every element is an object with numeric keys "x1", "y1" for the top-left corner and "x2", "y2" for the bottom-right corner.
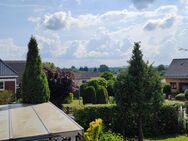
[{"x1": 1, "y1": 38, "x2": 188, "y2": 141}]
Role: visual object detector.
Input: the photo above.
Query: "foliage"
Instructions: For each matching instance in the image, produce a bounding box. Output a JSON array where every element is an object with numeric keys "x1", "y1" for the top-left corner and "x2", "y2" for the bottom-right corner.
[
  {"x1": 106, "y1": 80, "x2": 115, "y2": 96},
  {"x1": 96, "y1": 86, "x2": 108, "y2": 104},
  {"x1": 82, "y1": 78, "x2": 109, "y2": 104},
  {"x1": 22, "y1": 36, "x2": 50, "y2": 104},
  {"x1": 84, "y1": 119, "x2": 103, "y2": 141},
  {"x1": 99, "y1": 131, "x2": 125, "y2": 141},
  {"x1": 83, "y1": 86, "x2": 96, "y2": 104},
  {"x1": 74, "y1": 105, "x2": 184, "y2": 139},
  {"x1": 90, "y1": 78, "x2": 107, "y2": 88},
  {"x1": 157, "y1": 64, "x2": 166, "y2": 76},
  {"x1": 155, "y1": 105, "x2": 182, "y2": 135},
  {"x1": 114, "y1": 42, "x2": 163, "y2": 141},
  {"x1": 74, "y1": 105, "x2": 116, "y2": 130},
  {"x1": 164, "y1": 100, "x2": 184, "y2": 107},
  {"x1": 108, "y1": 96, "x2": 116, "y2": 104},
  {"x1": 79, "y1": 66, "x2": 89, "y2": 71},
  {"x1": 175, "y1": 93, "x2": 185, "y2": 101},
  {"x1": 63, "y1": 93, "x2": 74, "y2": 104},
  {"x1": 100, "y1": 72, "x2": 114, "y2": 81},
  {"x1": 44, "y1": 67, "x2": 75, "y2": 108},
  {"x1": 43, "y1": 62, "x2": 56, "y2": 71},
  {"x1": 163, "y1": 84, "x2": 171, "y2": 98},
  {"x1": 184, "y1": 89, "x2": 188, "y2": 100},
  {"x1": 0, "y1": 90, "x2": 14, "y2": 104},
  {"x1": 98, "y1": 64, "x2": 109, "y2": 72}
]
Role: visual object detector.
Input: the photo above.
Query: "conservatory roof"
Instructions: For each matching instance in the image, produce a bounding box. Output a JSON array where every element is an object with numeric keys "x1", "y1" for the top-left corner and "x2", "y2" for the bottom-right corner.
[{"x1": 0, "y1": 102, "x2": 83, "y2": 141}]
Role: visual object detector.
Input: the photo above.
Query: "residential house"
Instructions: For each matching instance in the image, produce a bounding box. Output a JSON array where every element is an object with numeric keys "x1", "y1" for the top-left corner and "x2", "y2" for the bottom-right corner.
[
  {"x1": 4, "y1": 60, "x2": 26, "y2": 85},
  {"x1": 165, "y1": 58, "x2": 188, "y2": 93},
  {"x1": 74, "y1": 72, "x2": 100, "y2": 86},
  {"x1": 0, "y1": 59, "x2": 18, "y2": 93}
]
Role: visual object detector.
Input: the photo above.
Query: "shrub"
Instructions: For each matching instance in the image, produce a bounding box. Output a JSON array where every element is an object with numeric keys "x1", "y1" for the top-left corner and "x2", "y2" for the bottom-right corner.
[
  {"x1": 99, "y1": 131, "x2": 125, "y2": 141},
  {"x1": 83, "y1": 86, "x2": 96, "y2": 104},
  {"x1": 96, "y1": 86, "x2": 108, "y2": 104},
  {"x1": 163, "y1": 84, "x2": 171, "y2": 98},
  {"x1": 63, "y1": 93, "x2": 74, "y2": 104},
  {"x1": 74, "y1": 105, "x2": 184, "y2": 138},
  {"x1": 175, "y1": 93, "x2": 185, "y2": 101},
  {"x1": 84, "y1": 118, "x2": 103, "y2": 141},
  {"x1": 184, "y1": 89, "x2": 188, "y2": 100},
  {"x1": 106, "y1": 80, "x2": 115, "y2": 96},
  {"x1": 0, "y1": 90, "x2": 14, "y2": 104},
  {"x1": 100, "y1": 72, "x2": 114, "y2": 81},
  {"x1": 74, "y1": 105, "x2": 116, "y2": 130}
]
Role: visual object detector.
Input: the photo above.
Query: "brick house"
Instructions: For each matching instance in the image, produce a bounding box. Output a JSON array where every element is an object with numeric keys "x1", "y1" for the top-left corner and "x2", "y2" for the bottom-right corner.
[
  {"x1": 165, "y1": 58, "x2": 188, "y2": 93},
  {"x1": 0, "y1": 59, "x2": 18, "y2": 93}
]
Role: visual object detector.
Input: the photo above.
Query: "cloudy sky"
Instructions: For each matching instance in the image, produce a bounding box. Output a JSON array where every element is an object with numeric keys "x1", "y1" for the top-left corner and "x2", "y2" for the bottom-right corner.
[{"x1": 0, "y1": 0, "x2": 188, "y2": 67}]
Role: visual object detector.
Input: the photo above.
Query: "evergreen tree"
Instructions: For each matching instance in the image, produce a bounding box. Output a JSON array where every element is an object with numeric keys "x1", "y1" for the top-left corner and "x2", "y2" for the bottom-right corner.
[
  {"x1": 114, "y1": 42, "x2": 163, "y2": 141},
  {"x1": 22, "y1": 36, "x2": 50, "y2": 104}
]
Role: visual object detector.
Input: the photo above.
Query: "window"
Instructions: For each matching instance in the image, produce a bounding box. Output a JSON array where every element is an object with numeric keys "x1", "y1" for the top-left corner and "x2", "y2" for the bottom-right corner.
[
  {"x1": 170, "y1": 82, "x2": 177, "y2": 89},
  {"x1": 0, "y1": 81, "x2": 5, "y2": 91}
]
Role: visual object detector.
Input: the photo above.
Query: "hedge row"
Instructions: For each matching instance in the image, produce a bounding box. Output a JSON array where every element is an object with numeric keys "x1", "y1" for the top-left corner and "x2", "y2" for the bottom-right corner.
[{"x1": 74, "y1": 105, "x2": 184, "y2": 138}]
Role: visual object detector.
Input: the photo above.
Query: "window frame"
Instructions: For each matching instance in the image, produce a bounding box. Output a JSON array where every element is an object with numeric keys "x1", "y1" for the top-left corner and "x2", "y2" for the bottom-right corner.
[
  {"x1": 0, "y1": 81, "x2": 5, "y2": 91},
  {"x1": 170, "y1": 82, "x2": 177, "y2": 89}
]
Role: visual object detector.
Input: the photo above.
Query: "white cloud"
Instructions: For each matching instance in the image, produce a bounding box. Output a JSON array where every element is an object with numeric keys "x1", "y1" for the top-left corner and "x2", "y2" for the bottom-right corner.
[
  {"x1": 0, "y1": 38, "x2": 26, "y2": 60},
  {"x1": 28, "y1": 4, "x2": 188, "y2": 67},
  {"x1": 144, "y1": 15, "x2": 178, "y2": 31}
]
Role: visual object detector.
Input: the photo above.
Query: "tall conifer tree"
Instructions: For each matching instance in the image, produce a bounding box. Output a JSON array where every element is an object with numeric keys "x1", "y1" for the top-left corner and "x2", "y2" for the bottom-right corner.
[
  {"x1": 115, "y1": 42, "x2": 163, "y2": 141},
  {"x1": 22, "y1": 36, "x2": 50, "y2": 104}
]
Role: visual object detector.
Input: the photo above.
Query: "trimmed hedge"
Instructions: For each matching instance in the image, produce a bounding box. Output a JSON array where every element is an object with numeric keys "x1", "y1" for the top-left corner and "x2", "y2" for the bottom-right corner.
[
  {"x1": 175, "y1": 93, "x2": 185, "y2": 101},
  {"x1": 74, "y1": 105, "x2": 184, "y2": 138},
  {"x1": 96, "y1": 86, "x2": 108, "y2": 104},
  {"x1": 83, "y1": 86, "x2": 96, "y2": 104}
]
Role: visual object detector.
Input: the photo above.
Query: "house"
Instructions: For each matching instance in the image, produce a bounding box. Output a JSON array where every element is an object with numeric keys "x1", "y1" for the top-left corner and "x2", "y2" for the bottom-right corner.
[
  {"x1": 4, "y1": 60, "x2": 26, "y2": 85},
  {"x1": 0, "y1": 59, "x2": 18, "y2": 93},
  {"x1": 73, "y1": 72, "x2": 100, "y2": 86},
  {"x1": 165, "y1": 58, "x2": 188, "y2": 93}
]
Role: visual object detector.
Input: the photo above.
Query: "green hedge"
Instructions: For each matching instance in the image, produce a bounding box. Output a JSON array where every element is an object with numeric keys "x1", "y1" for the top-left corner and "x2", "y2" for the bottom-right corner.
[
  {"x1": 83, "y1": 86, "x2": 96, "y2": 104},
  {"x1": 175, "y1": 93, "x2": 185, "y2": 101},
  {"x1": 74, "y1": 105, "x2": 184, "y2": 138}
]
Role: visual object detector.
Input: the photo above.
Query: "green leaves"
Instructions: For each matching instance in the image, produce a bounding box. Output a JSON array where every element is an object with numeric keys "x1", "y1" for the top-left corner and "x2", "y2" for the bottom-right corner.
[{"x1": 22, "y1": 36, "x2": 50, "y2": 104}]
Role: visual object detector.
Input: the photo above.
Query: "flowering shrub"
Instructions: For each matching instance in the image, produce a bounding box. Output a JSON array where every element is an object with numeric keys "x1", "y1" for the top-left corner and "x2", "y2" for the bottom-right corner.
[{"x1": 84, "y1": 118, "x2": 103, "y2": 141}]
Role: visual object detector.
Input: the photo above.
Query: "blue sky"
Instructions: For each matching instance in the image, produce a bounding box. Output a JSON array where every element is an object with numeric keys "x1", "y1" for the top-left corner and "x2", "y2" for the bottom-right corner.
[{"x1": 0, "y1": 0, "x2": 188, "y2": 67}]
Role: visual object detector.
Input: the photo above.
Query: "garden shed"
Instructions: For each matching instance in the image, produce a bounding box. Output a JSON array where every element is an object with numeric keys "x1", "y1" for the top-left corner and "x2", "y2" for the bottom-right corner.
[{"x1": 0, "y1": 102, "x2": 83, "y2": 141}]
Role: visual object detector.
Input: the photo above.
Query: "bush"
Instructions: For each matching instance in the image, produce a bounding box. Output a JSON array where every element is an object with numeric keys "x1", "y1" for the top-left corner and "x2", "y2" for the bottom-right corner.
[
  {"x1": 99, "y1": 131, "x2": 125, "y2": 141},
  {"x1": 163, "y1": 84, "x2": 171, "y2": 98},
  {"x1": 96, "y1": 86, "x2": 108, "y2": 104},
  {"x1": 74, "y1": 105, "x2": 116, "y2": 130},
  {"x1": 175, "y1": 93, "x2": 185, "y2": 101},
  {"x1": 184, "y1": 89, "x2": 188, "y2": 100},
  {"x1": 83, "y1": 86, "x2": 96, "y2": 104},
  {"x1": 84, "y1": 118, "x2": 103, "y2": 141},
  {"x1": 74, "y1": 105, "x2": 184, "y2": 138},
  {"x1": 63, "y1": 93, "x2": 74, "y2": 104},
  {"x1": 0, "y1": 90, "x2": 14, "y2": 104},
  {"x1": 107, "y1": 80, "x2": 115, "y2": 96}
]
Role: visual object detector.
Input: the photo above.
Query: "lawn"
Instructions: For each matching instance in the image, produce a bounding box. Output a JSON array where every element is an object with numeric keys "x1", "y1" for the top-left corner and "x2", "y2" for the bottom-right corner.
[{"x1": 146, "y1": 135, "x2": 188, "y2": 141}]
